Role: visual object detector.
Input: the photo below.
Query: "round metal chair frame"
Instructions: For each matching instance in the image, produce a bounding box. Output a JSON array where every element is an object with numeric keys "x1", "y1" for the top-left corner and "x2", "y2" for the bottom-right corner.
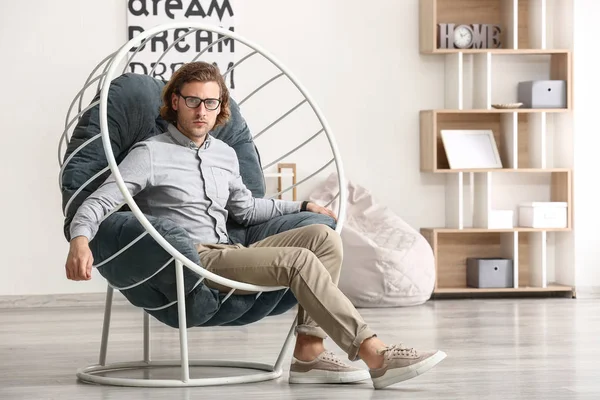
[{"x1": 61, "y1": 22, "x2": 347, "y2": 387}]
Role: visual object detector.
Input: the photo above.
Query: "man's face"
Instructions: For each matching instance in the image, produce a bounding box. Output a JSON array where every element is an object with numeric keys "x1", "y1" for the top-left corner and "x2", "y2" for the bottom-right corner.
[{"x1": 171, "y1": 81, "x2": 221, "y2": 145}]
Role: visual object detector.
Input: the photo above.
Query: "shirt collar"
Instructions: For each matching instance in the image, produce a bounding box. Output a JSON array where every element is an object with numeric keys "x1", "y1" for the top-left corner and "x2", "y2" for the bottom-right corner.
[{"x1": 167, "y1": 123, "x2": 212, "y2": 150}]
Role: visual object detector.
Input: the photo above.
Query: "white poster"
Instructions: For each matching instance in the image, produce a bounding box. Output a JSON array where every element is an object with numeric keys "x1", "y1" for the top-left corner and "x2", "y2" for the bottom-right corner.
[{"x1": 126, "y1": 0, "x2": 237, "y2": 91}]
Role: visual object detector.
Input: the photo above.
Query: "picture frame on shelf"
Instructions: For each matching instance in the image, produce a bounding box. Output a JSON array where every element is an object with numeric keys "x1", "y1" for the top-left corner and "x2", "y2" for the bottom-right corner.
[{"x1": 440, "y1": 129, "x2": 503, "y2": 169}]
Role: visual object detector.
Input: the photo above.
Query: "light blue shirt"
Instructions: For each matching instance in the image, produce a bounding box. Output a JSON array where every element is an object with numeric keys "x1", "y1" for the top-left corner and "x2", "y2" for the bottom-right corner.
[{"x1": 70, "y1": 124, "x2": 301, "y2": 244}]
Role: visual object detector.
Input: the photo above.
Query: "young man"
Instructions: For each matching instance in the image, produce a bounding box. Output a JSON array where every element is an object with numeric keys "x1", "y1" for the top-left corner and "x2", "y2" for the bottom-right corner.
[{"x1": 65, "y1": 62, "x2": 446, "y2": 389}]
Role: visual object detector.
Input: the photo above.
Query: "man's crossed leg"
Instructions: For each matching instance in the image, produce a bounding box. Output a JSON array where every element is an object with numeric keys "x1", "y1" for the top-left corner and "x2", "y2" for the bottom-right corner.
[{"x1": 196, "y1": 224, "x2": 446, "y2": 389}]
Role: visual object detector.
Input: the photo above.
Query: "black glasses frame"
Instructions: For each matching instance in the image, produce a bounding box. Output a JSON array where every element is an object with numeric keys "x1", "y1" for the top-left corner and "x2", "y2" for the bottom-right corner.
[{"x1": 177, "y1": 93, "x2": 222, "y2": 110}]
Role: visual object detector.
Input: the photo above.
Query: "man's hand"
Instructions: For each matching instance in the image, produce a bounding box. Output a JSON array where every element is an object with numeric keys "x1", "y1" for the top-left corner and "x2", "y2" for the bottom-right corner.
[
  {"x1": 306, "y1": 202, "x2": 337, "y2": 221},
  {"x1": 65, "y1": 236, "x2": 94, "y2": 281}
]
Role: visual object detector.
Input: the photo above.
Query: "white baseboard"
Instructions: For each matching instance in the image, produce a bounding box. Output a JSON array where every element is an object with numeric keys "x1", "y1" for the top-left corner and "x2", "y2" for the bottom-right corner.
[
  {"x1": 1, "y1": 286, "x2": 598, "y2": 309},
  {"x1": 0, "y1": 291, "x2": 130, "y2": 309},
  {"x1": 575, "y1": 286, "x2": 600, "y2": 299}
]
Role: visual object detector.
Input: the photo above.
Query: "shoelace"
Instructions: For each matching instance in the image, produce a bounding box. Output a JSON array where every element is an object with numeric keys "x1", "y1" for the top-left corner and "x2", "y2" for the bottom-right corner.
[
  {"x1": 320, "y1": 350, "x2": 349, "y2": 366},
  {"x1": 376, "y1": 344, "x2": 418, "y2": 358}
]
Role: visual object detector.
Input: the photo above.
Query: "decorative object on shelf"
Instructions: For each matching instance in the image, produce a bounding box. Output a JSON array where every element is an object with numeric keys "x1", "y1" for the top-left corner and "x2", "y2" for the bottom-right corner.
[
  {"x1": 519, "y1": 202, "x2": 568, "y2": 228},
  {"x1": 467, "y1": 258, "x2": 514, "y2": 288},
  {"x1": 437, "y1": 23, "x2": 501, "y2": 49},
  {"x1": 491, "y1": 103, "x2": 523, "y2": 109},
  {"x1": 517, "y1": 80, "x2": 567, "y2": 108},
  {"x1": 487, "y1": 210, "x2": 514, "y2": 229},
  {"x1": 440, "y1": 129, "x2": 503, "y2": 169}
]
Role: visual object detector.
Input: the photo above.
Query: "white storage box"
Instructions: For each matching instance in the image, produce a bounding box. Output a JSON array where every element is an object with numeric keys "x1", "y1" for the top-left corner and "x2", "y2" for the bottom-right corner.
[
  {"x1": 517, "y1": 80, "x2": 567, "y2": 108},
  {"x1": 518, "y1": 202, "x2": 567, "y2": 228}
]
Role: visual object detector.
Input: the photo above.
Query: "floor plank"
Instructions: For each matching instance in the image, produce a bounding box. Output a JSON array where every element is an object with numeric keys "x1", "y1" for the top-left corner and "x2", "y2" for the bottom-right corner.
[{"x1": 1, "y1": 298, "x2": 598, "y2": 399}]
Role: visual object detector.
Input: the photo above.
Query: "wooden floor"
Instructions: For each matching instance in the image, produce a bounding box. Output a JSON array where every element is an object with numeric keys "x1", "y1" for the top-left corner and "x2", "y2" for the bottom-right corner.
[{"x1": 1, "y1": 297, "x2": 599, "y2": 399}]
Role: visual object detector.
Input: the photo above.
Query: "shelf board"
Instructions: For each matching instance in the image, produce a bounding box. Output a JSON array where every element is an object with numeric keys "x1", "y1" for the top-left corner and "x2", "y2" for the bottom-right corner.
[
  {"x1": 428, "y1": 108, "x2": 569, "y2": 114},
  {"x1": 423, "y1": 48, "x2": 571, "y2": 55},
  {"x1": 422, "y1": 227, "x2": 571, "y2": 234},
  {"x1": 431, "y1": 168, "x2": 571, "y2": 173},
  {"x1": 434, "y1": 284, "x2": 573, "y2": 294}
]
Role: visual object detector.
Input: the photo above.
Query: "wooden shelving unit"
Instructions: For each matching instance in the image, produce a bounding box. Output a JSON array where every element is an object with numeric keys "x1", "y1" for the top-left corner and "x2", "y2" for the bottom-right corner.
[
  {"x1": 276, "y1": 163, "x2": 297, "y2": 201},
  {"x1": 418, "y1": 0, "x2": 575, "y2": 297}
]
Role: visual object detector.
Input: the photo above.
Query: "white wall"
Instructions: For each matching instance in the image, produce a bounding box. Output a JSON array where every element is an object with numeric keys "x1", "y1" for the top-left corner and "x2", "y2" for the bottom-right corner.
[
  {"x1": 573, "y1": 0, "x2": 600, "y2": 294},
  {"x1": 1, "y1": 0, "x2": 597, "y2": 297},
  {"x1": 0, "y1": 0, "x2": 446, "y2": 296},
  {"x1": 0, "y1": 0, "x2": 127, "y2": 295}
]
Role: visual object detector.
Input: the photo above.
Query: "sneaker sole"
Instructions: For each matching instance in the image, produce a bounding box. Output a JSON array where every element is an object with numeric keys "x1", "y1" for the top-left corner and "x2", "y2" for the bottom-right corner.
[
  {"x1": 371, "y1": 350, "x2": 447, "y2": 389},
  {"x1": 289, "y1": 369, "x2": 371, "y2": 384}
]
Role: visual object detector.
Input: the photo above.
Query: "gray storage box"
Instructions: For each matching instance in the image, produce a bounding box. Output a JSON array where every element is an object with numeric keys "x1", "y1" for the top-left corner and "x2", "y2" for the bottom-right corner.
[
  {"x1": 518, "y1": 80, "x2": 567, "y2": 108},
  {"x1": 466, "y1": 258, "x2": 513, "y2": 288}
]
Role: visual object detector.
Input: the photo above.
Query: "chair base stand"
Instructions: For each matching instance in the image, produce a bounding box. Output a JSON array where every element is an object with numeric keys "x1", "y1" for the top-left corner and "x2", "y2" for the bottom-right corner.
[{"x1": 77, "y1": 359, "x2": 283, "y2": 387}]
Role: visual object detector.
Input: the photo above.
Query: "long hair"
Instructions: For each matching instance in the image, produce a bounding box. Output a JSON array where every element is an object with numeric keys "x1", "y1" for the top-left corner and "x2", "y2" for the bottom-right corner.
[{"x1": 159, "y1": 62, "x2": 231, "y2": 128}]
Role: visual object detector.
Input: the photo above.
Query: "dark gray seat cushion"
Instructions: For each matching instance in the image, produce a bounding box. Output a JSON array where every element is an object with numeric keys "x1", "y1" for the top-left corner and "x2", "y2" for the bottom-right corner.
[{"x1": 61, "y1": 73, "x2": 336, "y2": 328}]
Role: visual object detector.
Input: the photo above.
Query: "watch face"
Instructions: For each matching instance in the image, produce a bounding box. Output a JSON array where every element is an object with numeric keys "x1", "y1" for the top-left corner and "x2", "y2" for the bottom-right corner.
[{"x1": 454, "y1": 26, "x2": 473, "y2": 49}]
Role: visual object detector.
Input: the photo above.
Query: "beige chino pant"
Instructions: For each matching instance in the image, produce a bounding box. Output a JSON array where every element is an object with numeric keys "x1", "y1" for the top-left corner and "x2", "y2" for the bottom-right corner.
[{"x1": 196, "y1": 224, "x2": 376, "y2": 361}]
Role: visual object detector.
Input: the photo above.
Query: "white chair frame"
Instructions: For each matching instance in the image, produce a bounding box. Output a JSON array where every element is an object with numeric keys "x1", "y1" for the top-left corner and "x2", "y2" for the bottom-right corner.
[{"x1": 59, "y1": 22, "x2": 347, "y2": 387}]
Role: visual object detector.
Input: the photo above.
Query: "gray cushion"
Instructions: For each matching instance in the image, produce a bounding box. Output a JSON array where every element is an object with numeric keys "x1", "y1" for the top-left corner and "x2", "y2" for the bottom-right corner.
[
  {"x1": 62, "y1": 73, "x2": 168, "y2": 240},
  {"x1": 61, "y1": 73, "x2": 336, "y2": 328}
]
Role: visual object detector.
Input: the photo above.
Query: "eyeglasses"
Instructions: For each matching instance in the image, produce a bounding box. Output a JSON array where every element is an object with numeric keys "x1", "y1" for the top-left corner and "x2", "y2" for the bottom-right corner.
[{"x1": 177, "y1": 93, "x2": 221, "y2": 110}]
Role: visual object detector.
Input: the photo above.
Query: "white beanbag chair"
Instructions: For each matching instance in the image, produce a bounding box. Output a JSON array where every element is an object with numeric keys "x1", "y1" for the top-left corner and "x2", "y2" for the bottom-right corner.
[{"x1": 309, "y1": 173, "x2": 435, "y2": 307}]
